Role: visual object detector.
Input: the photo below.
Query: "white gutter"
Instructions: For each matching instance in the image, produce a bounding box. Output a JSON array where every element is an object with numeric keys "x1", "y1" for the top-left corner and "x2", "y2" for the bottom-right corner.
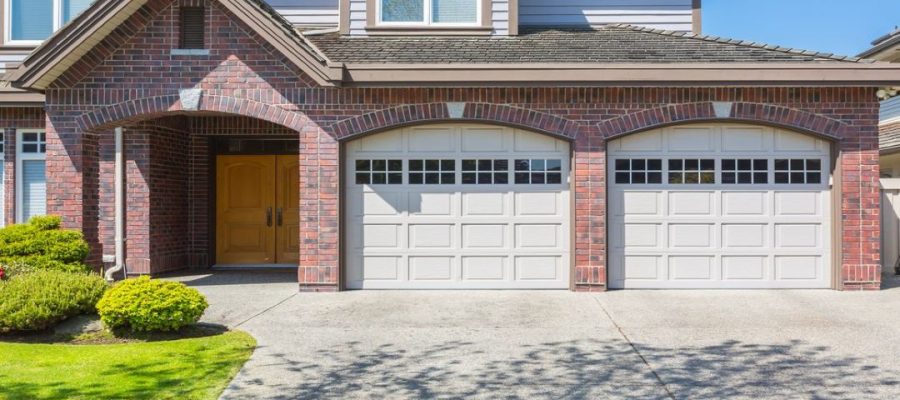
[{"x1": 105, "y1": 127, "x2": 127, "y2": 281}]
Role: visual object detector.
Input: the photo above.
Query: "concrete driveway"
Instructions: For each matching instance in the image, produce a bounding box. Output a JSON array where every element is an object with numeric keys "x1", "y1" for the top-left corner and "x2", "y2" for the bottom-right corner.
[{"x1": 170, "y1": 271, "x2": 900, "y2": 399}]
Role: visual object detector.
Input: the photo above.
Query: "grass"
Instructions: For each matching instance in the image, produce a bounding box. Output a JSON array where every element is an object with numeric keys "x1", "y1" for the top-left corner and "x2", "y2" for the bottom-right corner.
[{"x1": 0, "y1": 328, "x2": 256, "y2": 400}]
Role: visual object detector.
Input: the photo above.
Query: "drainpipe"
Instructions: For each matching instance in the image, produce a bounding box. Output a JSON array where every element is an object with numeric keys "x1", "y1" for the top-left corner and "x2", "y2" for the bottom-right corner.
[{"x1": 105, "y1": 127, "x2": 127, "y2": 281}]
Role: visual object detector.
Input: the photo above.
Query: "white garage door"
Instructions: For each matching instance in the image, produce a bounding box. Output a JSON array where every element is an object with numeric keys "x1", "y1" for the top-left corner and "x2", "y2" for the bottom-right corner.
[
  {"x1": 346, "y1": 124, "x2": 571, "y2": 289},
  {"x1": 608, "y1": 124, "x2": 832, "y2": 289}
]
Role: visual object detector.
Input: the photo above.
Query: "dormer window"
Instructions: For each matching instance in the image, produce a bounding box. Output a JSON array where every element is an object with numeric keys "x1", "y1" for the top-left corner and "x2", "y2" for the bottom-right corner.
[
  {"x1": 5, "y1": 0, "x2": 92, "y2": 44},
  {"x1": 378, "y1": 0, "x2": 480, "y2": 26}
]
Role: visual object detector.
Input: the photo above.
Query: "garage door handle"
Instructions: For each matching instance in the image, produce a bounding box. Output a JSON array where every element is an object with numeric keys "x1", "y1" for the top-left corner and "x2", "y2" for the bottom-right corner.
[
  {"x1": 276, "y1": 208, "x2": 283, "y2": 227},
  {"x1": 266, "y1": 207, "x2": 273, "y2": 227}
]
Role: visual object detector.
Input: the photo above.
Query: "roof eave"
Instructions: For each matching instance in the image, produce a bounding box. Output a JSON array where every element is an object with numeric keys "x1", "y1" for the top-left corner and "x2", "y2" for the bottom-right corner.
[{"x1": 340, "y1": 62, "x2": 900, "y2": 87}]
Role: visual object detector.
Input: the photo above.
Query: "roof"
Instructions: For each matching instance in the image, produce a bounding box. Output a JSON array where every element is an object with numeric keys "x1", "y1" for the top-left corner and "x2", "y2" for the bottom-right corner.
[
  {"x1": 307, "y1": 25, "x2": 869, "y2": 64},
  {"x1": 859, "y1": 28, "x2": 900, "y2": 60}
]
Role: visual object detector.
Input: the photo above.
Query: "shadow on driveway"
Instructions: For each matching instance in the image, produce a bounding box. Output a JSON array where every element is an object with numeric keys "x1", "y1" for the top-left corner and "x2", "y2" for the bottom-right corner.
[{"x1": 224, "y1": 338, "x2": 900, "y2": 399}]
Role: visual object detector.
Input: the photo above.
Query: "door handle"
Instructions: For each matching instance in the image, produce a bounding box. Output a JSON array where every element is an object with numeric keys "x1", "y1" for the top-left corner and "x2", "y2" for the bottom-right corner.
[
  {"x1": 276, "y1": 208, "x2": 284, "y2": 227},
  {"x1": 266, "y1": 207, "x2": 273, "y2": 227}
]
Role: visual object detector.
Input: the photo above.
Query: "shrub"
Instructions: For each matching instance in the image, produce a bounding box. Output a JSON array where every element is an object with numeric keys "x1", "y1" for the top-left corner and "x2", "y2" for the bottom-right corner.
[
  {"x1": 0, "y1": 216, "x2": 91, "y2": 274},
  {"x1": 97, "y1": 277, "x2": 208, "y2": 332},
  {"x1": 0, "y1": 270, "x2": 108, "y2": 332}
]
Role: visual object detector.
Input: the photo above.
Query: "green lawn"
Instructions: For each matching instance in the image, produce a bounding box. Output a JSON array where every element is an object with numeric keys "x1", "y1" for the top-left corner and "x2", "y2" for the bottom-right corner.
[{"x1": 0, "y1": 330, "x2": 255, "y2": 400}]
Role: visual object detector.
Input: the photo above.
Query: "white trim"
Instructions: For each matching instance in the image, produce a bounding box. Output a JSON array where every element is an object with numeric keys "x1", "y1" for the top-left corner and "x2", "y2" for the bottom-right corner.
[
  {"x1": 15, "y1": 129, "x2": 47, "y2": 223},
  {"x1": 377, "y1": 0, "x2": 482, "y2": 27}
]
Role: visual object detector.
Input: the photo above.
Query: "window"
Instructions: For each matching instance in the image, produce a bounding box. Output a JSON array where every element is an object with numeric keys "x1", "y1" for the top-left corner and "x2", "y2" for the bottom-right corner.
[
  {"x1": 774, "y1": 159, "x2": 822, "y2": 184},
  {"x1": 668, "y1": 159, "x2": 715, "y2": 184},
  {"x1": 614, "y1": 159, "x2": 662, "y2": 184},
  {"x1": 355, "y1": 159, "x2": 403, "y2": 185},
  {"x1": 17, "y1": 131, "x2": 47, "y2": 223},
  {"x1": 6, "y1": 0, "x2": 91, "y2": 44},
  {"x1": 514, "y1": 159, "x2": 563, "y2": 184},
  {"x1": 462, "y1": 159, "x2": 508, "y2": 184},
  {"x1": 409, "y1": 159, "x2": 455, "y2": 184},
  {"x1": 379, "y1": 0, "x2": 479, "y2": 25},
  {"x1": 722, "y1": 159, "x2": 768, "y2": 184},
  {"x1": 180, "y1": 7, "x2": 205, "y2": 49}
]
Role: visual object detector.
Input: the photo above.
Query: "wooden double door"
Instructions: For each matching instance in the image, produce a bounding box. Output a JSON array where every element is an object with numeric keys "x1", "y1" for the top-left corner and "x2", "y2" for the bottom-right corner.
[{"x1": 216, "y1": 155, "x2": 300, "y2": 265}]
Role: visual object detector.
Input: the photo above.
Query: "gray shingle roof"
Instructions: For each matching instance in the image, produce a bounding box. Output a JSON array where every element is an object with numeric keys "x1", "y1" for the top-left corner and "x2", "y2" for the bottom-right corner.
[{"x1": 306, "y1": 25, "x2": 869, "y2": 64}]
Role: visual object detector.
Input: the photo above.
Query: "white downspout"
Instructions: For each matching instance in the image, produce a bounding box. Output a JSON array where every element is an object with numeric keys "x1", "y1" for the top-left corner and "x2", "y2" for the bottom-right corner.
[{"x1": 105, "y1": 127, "x2": 127, "y2": 281}]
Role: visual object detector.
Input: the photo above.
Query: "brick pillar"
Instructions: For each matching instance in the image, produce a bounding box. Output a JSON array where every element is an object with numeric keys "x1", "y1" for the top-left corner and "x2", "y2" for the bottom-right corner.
[
  {"x1": 297, "y1": 127, "x2": 340, "y2": 291},
  {"x1": 46, "y1": 113, "x2": 102, "y2": 267},
  {"x1": 2, "y1": 129, "x2": 14, "y2": 226},
  {"x1": 840, "y1": 126, "x2": 881, "y2": 290},
  {"x1": 573, "y1": 126, "x2": 607, "y2": 291}
]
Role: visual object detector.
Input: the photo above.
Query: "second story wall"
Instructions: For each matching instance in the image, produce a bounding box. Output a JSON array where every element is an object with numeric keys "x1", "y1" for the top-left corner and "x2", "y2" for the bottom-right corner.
[
  {"x1": 347, "y1": 0, "x2": 511, "y2": 36},
  {"x1": 265, "y1": 0, "x2": 339, "y2": 29},
  {"x1": 519, "y1": 0, "x2": 696, "y2": 32}
]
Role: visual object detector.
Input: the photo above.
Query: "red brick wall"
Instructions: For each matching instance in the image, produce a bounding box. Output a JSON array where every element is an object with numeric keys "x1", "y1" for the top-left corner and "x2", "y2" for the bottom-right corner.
[
  {"x1": 0, "y1": 108, "x2": 46, "y2": 227},
  {"x1": 35, "y1": 0, "x2": 881, "y2": 290}
]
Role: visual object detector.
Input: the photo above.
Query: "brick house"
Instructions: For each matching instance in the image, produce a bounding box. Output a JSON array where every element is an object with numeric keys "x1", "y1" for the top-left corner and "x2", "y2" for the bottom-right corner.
[{"x1": 0, "y1": 0, "x2": 897, "y2": 291}]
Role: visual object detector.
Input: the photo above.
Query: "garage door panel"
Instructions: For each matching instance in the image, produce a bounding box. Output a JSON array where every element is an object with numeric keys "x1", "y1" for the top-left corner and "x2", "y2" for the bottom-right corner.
[
  {"x1": 347, "y1": 124, "x2": 570, "y2": 289},
  {"x1": 669, "y1": 256, "x2": 715, "y2": 280},
  {"x1": 409, "y1": 257, "x2": 454, "y2": 281},
  {"x1": 722, "y1": 256, "x2": 767, "y2": 280},
  {"x1": 515, "y1": 256, "x2": 560, "y2": 280},
  {"x1": 409, "y1": 192, "x2": 453, "y2": 216},
  {"x1": 722, "y1": 224, "x2": 767, "y2": 248},
  {"x1": 775, "y1": 224, "x2": 821, "y2": 248},
  {"x1": 668, "y1": 127, "x2": 715, "y2": 151},
  {"x1": 516, "y1": 192, "x2": 560, "y2": 216},
  {"x1": 462, "y1": 224, "x2": 507, "y2": 248},
  {"x1": 668, "y1": 192, "x2": 714, "y2": 216},
  {"x1": 409, "y1": 224, "x2": 454, "y2": 248},
  {"x1": 609, "y1": 123, "x2": 831, "y2": 289},
  {"x1": 462, "y1": 257, "x2": 507, "y2": 280},
  {"x1": 669, "y1": 224, "x2": 715, "y2": 248},
  {"x1": 775, "y1": 192, "x2": 822, "y2": 216},
  {"x1": 722, "y1": 192, "x2": 767, "y2": 216},
  {"x1": 462, "y1": 192, "x2": 507, "y2": 216}
]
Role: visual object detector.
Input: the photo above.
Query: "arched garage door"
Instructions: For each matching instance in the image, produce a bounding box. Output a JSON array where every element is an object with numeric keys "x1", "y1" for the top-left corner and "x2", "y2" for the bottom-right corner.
[
  {"x1": 345, "y1": 124, "x2": 571, "y2": 289},
  {"x1": 608, "y1": 124, "x2": 832, "y2": 289}
]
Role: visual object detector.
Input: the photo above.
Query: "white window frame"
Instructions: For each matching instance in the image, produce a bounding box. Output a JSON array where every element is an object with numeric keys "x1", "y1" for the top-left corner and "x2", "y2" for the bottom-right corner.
[
  {"x1": 377, "y1": 0, "x2": 482, "y2": 27},
  {"x1": 16, "y1": 129, "x2": 47, "y2": 223},
  {"x1": 4, "y1": 0, "x2": 73, "y2": 46}
]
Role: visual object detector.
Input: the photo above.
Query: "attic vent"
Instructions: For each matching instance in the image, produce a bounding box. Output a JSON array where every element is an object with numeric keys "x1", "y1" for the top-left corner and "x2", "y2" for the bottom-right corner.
[{"x1": 180, "y1": 7, "x2": 205, "y2": 49}]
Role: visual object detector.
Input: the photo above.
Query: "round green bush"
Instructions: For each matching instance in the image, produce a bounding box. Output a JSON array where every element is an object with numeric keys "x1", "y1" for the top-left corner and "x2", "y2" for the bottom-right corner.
[
  {"x1": 0, "y1": 270, "x2": 108, "y2": 332},
  {"x1": 97, "y1": 277, "x2": 208, "y2": 332},
  {"x1": 0, "y1": 216, "x2": 91, "y2": 274}
]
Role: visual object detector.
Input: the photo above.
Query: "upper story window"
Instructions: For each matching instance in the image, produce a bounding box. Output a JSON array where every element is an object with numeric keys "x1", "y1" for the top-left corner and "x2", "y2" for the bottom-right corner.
[
  {"x1": 379, "y1": 0, "x2": 480, "y2": 26},
  {"x1": 6, "y1": 0, "x2": 92, "y2": 44}
]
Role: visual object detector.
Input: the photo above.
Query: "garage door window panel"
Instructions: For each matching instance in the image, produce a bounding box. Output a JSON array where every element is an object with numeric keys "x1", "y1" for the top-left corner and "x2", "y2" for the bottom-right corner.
[
  {"x1": 409, "y1": 159, "x2": 455, "y2": 184},
  {"x1": 515, "y1": 159, "x2": 563, "y2": 184},
  {"x1": 356, "y1": 159, "x2": 403, "y2": 185},
  {"x1": 614, "y1": 159, "x2": 662, "y2": 184},
  {"x1": 774, "y1": 159, "x2": 822, "y2": 184},
  {"x1": 669, "y1": 159, "x2": 715, "y2": 184},
  {"x1": 462, "y1": 159, "x2": 508, "y2": 184},
  {"x1": 722, "y1": 159, "x2": 768, "y2": 184}
]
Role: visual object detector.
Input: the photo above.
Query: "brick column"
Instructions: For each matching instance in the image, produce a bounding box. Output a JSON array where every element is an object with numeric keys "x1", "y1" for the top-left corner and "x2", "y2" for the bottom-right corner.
[
  {"x1": 46, "y1": 113, "x2": 102, "y2": 267},
  {"x1": 2, "y1": 129, "x2": 14, "y2": 226},
  {"x1": 297, "y1": 127, "x2": 340, "y2": 291},
  {"x1": 840, "y1": 126, "x2": 882, "y2": 290},
  {"x1": 573, "y1": 126, "x2": 607, "y2": 291}
]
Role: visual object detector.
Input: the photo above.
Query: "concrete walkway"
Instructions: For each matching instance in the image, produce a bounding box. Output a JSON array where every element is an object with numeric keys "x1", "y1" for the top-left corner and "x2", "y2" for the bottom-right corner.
[{"x1": 169, "y1": 271, "x2": 900, "y2": 399}]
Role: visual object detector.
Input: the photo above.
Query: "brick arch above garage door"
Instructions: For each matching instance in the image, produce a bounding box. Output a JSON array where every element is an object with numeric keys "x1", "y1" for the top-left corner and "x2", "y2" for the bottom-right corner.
[{"x1": 597, "y1": 102, "x2": 851, "y2": 141}]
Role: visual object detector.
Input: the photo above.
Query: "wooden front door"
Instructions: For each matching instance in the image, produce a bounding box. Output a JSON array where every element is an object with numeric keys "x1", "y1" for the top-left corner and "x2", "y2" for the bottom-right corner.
[{"x1": 216, "y1": 155, "x2": 298, "y2": 264}]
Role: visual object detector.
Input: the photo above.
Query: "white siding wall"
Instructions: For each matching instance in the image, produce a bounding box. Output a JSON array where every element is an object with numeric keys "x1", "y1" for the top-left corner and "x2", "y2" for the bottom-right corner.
[
  {"x1": 265, "y1": 0, "x2": 340, "y2": 28},
  {"x1": 519, "y1": 0, "x2": 694, "y2": 32},
  {"x1": 883, "y1": 96, "x2": 900, "y2": 124},
  {"x1": 0, "y1": 52, "x2": 30, "y2": 74}
]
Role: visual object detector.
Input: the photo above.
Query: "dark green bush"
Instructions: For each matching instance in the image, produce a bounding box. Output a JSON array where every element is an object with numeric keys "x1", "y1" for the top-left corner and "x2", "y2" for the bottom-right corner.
[
  {"x1": 0, "y1": 270, "x2": 108, "y2": 332},
  {"x1": 97, "y1": 277, "x2": 209, "y2": 332},
  {"x1": 0, "y1": 216, "x2": 90, "y2": 273}
]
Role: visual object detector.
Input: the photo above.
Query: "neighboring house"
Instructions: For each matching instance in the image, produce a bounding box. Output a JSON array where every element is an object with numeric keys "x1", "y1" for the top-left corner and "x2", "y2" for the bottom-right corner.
[
  {"x1": 0, "y1": 0, "x2": 896, "y2": 291},
  {"x1": 859, "y1": 29, "x2": 900, "y2": 274}
]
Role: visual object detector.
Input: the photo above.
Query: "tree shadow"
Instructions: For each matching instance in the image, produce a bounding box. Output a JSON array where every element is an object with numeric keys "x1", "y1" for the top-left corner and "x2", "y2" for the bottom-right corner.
[
  {"x1": 224, "y1": 338, "x2": 900, "y2": 399},
  {"x1": 163, "y1": 270, "x2": 298, "y2": 287}
]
